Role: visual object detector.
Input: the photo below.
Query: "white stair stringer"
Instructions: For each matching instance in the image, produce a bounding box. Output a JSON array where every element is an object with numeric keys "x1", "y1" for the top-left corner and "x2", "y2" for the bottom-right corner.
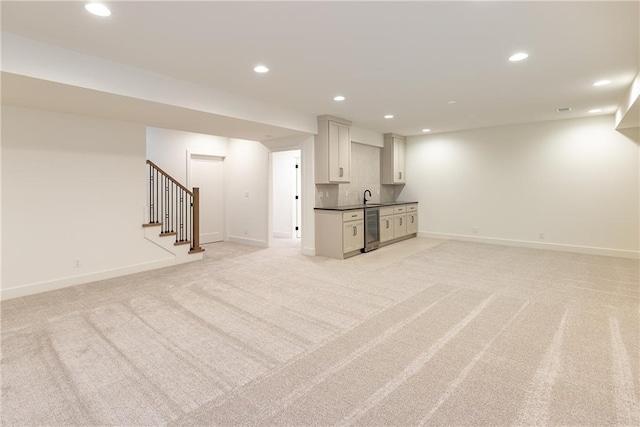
[{"x1": 143, "y1": 225, "x2": 204, "y2": 264}]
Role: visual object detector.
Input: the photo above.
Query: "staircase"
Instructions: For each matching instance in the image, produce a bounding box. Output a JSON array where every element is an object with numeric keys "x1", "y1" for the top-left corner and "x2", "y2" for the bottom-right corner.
[{"x1": 143, "y1": 160, "x2": 204, "y2": 263}]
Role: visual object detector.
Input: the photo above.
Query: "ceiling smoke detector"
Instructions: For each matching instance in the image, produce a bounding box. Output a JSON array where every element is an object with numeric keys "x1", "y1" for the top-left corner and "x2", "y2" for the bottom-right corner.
[{"x1": 557, "y1": 107, "x2": 572, "y2": 113}]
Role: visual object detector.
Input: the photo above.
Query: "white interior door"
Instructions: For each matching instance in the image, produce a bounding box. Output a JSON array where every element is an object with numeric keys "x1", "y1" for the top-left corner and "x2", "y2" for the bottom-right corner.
[{"x1": 189, "y1": 154, "x2": 224, "y2": 244}]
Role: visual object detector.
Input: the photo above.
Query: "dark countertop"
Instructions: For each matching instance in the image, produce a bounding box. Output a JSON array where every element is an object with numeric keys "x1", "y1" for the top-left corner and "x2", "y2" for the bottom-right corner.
[{"x1": 314, "y1": 201, "x2": 418, "y2": 211}]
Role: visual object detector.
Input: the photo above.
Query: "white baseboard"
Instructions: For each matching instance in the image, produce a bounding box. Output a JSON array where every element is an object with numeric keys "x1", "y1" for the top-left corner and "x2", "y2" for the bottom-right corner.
[
  {"x1": 1, "y1": 258, "x2": 175, "y2": 301},
  {"x1": 228, "y1": 236, "x2": 268, "y2": 248},
  {"x1": 302, "y1": 246, "x2": 316, "y2": 256},
  {"x1": 420, "y1": 231, "x2": 640, "y2": 259}
]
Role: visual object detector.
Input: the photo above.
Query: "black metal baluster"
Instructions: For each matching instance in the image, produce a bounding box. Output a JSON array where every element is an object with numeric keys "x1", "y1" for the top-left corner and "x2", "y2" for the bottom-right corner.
[
  {"x1": 185, "y1": 193, "x2": 188, "y2": 243},
  {"x1": 171, "y1": 183, "x2": 174, "y2": 234},
  {"x1": 189, "y1": 195, "x2": 193, "y2": 247},
  {"x1": 148, "y1": 164, "x2": 152, "y2": 223},
  {"x1": 152, "y1": 168, "x2": 155, "y2": 223},
  {"x1": 179, "y1": 188, "x2": 184, "y2": 241},
  {"x1": 185, "y1": 193, "x2": 189, "y2": 244},
  {"x1": 162, "y1": 176, "x2": 165, "y2": 232},
  {"x1": 151, "y1": 167, "x2": 155, "y2": 223},
  {"x1": 185, "y1": 190, "x2": 188, "y2": 242},
  {"x1": 164, "y1": 178, "x2": 169, "y2": 233},
  {"x1": 161, "y1": 175, "x2": 164, "y2": 231},
  {"x1": 155, "y1": 169, "x2": 159, "y2": 224}
]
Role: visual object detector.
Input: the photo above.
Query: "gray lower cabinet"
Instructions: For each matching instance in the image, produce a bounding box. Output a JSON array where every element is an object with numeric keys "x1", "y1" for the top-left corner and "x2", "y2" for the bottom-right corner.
[
  {"x1": 406, "y1": 204, "x2": 418, "y2": 235},
  {"x1": 393, "y1": 205, "x2": 407, "y2": 239},
  {"x1": 315, "y1": 209, "x2": 364, "y2": 259},
  {"x1": 407, "y1": 211, "x2": 418, "y2": 235},
  {"x1": 380, "y1": 214, "x2": 394, "y2": 242},
  {"x1": 343, "y1": 219, "x2": 364, "y2": 253},
  {"x1": 316, "y1": 204, "x2": 418, "y2": 259}
]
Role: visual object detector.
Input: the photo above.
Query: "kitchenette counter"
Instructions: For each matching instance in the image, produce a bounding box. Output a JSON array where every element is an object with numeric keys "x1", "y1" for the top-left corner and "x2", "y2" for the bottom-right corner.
[
  {"x1": 315, "y1": 201, "x2": 419, "y2": 259},
  {"x1": 314, "y1": 201, "x2": 418, "y2": 211}
]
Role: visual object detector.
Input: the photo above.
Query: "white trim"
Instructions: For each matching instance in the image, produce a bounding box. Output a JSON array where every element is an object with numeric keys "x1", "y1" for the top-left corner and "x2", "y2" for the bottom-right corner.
[
  {"x1": 186, "y1": 150, "x2": 225, "y2": 188},
  {"x1": 227, "y1": 236, "x2": 268, "y2": 248},
  {"x1": 420, "y1": 231, "x2": 640, "y2": 259},
  {"x1": 1, "y1": 258, "x2": 176, "y2": 301},
  {"x1": 267, "y1": 147, "x2": 304, "y2": 252},
  {"x1": 302, "y1": 247, "x2": 316, "y2": 256}
]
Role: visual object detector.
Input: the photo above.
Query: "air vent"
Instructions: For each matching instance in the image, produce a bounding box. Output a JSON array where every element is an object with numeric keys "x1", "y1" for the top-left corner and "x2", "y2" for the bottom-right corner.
[{"x1": 557, "y1": 107, "x2": 572, "y2": 113}]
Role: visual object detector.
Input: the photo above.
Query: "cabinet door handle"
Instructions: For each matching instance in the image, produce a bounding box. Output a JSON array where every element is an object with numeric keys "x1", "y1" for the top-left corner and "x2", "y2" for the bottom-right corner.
[
  {"x1": 386, "y1": 219, "x2": 389, "y2": 229},
  {"x1": 399, "y1": 171, "x2": 402, "y2": 180},
  {"x1": 412, "y1": 216, "x2": 414, "y2": 224},
  {"x1": 400, "y1": 217, "x2": 403, "y2": 226},
  {"x1": 339, "y1": 167, "x2": 344, "y2": 177},
  {"x1": 353, "y1": 225, "x2": 357, "y2": 236}
]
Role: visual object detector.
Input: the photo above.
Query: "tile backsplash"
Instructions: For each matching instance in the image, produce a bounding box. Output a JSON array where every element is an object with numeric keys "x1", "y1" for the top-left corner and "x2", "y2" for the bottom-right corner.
[{"x1": 315, "y1": 142, "x2": 398, "y2": 207}]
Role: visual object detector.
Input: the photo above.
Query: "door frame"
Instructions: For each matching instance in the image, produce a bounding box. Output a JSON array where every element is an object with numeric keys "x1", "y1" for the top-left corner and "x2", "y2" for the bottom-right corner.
[
  {"x1": 268, "y1": 148, "x2": 302, "y2": 247},
  {"x1": 186, "y1": 150, "x2": 226, "y2": 242}
]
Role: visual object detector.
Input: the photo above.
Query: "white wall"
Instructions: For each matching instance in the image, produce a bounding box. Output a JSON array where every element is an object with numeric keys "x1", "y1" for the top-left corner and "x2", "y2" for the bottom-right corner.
[
  {"x1": 402, "y1": 115, "x2": 640, "y2": 258},
  {"x1": 272, "y1": 150, "x2": 299, "y2": 238},
  {"x1": 226, "y1": 138, "x2": 270, "y2": 246},
  {"x1": 1, "y1": 106, "x2": 171, "y2": 298},
  {"x1": 146, "y1": 127, "x2": 228, "y2": 184},
  {"x1": 146, "y1": 128, "x2": 274, "y2": 247}
]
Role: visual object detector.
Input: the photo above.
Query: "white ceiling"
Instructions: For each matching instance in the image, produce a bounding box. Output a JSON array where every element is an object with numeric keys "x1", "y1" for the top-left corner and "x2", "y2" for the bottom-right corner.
[{"x1": 2, "y1": 1, "x2": 638, "y2": 136}]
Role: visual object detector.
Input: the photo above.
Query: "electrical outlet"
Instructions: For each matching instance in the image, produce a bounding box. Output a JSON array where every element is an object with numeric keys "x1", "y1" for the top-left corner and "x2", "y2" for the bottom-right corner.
[
  {"x1": 539, "y1": 232, "x2": 544, "y2": 240},
  {"x1": 244, "y1": 192, "x2": 249, "y2": 197},
  {"x1": 74, "y1": 259, "x2": 81, "y2": 268},
  {"x1": 244, "y1": 228, "x2": 248, "y2": 235},
  {"x1": 345, "y1": 190, "x2": 349, "y2": 197},
  {"x1": 471, "y1": 227, "x2": 479, "y2": 234}
]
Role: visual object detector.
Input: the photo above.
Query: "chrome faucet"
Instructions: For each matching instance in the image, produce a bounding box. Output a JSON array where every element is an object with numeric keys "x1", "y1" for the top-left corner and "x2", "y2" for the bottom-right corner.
[{"x1": 364, "y1": 189, "x2": 372, "y2": 205}]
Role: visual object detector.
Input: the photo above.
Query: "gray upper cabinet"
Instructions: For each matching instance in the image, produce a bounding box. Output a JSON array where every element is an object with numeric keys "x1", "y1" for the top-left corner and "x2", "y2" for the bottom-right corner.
[
  {"x1": 381, "y1": 133, "x2": 406, "y2": 185},
  {"x1": 315, "y1": 115, "x2": 351, "y2": 184}
]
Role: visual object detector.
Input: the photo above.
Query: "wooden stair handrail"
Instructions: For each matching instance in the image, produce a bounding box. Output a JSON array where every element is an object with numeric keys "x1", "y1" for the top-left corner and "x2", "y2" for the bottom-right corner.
[
  {"x1": 191, "y1": 187, "x2": 202, "y2": 253},
  {"x1": 146, "y1": 159, "x2": 193, "y2": 195}
]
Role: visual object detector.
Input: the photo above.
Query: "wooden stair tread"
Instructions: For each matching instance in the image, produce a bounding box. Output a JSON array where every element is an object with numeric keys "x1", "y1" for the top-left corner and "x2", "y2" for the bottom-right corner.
[
  {"x1": 143, "y1": 222, "x2": 162, "y2": 228},
  {"x1": 159, "y1": 231, "x2": 177, "y2": 237},
  {"x1": 189, "y1": 248, "x2": 205, "y2": 254},
  {"x1": 174, "y1": 240, "x2": 190, "y2": 246}
]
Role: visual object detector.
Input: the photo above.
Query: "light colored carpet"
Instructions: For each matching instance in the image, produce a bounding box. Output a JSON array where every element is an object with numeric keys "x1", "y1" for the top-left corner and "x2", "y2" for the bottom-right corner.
[{"x1": 1, "y1": 238, "x2": 639, "y2": 426}]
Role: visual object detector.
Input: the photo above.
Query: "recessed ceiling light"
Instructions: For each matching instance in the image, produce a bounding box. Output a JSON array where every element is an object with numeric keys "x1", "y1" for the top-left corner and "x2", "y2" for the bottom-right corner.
[
  {"x1": 593, "y1": 80, "x2": 611, "y2": 87},
  {"x1": 85, "y1": 2, "x2": 111, "y2": 17},
  {"x1": 384, "y1": 114, "x2": 394, "y2": 119},
  {"x1": 333, "y1": 95, "x2": 346, "y2": 101},
  {"x1": 253, "y1": 65, "x2": 269, "y2": 73},
  {"x1": 447, "y1": 100, "x2": 456, "y2": 104},
  {"x1": 422, "y1": 129, "x2": 431, "y2": 133},
  {"x1": 509, "y1": 52, "x2": 529, "y2": 62},
  {"x1": 588, "y1": 109, "x2": 602, "y2": 113}
]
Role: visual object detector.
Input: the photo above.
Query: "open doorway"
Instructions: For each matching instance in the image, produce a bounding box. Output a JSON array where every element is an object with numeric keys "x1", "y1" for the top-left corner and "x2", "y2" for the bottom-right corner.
[{"x1": 271, "y1": 149, "x2": 301, "y2": 247}]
